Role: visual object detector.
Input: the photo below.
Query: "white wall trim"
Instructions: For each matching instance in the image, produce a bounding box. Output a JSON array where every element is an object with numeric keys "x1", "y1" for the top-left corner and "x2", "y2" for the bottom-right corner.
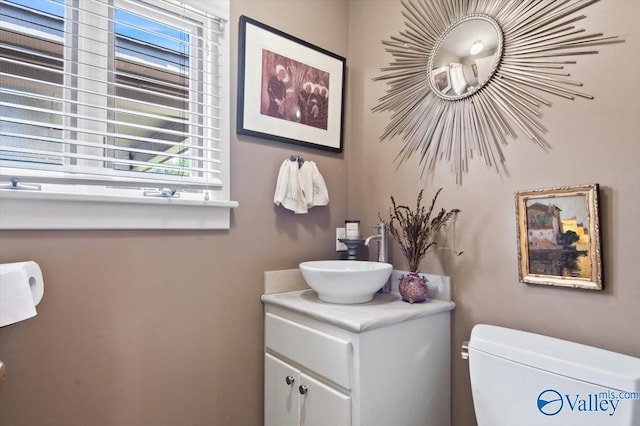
[{"x1": 0, "y1": 190, "x2": 238, "y2": 230}]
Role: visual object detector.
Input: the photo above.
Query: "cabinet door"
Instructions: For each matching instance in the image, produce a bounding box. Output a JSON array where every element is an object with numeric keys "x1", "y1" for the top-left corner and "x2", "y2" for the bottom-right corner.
[
  {"x1": 299, "y1": 373, "x2": 351, "y2": 426},
  {"x1": 265, "y1": 353, "x2": 299, "y2": 426}
]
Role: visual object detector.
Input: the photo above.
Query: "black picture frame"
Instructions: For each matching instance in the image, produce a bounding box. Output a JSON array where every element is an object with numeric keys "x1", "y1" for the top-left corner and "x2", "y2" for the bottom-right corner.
[{"x1": 237, "y1": 15, "x2": 346, "y2": 153}]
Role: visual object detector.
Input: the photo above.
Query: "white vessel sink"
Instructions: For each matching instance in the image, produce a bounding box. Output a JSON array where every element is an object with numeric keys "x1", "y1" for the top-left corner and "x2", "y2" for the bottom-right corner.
[{"x1": 299, "y1": 260, "x2": 393, "y2": 304}]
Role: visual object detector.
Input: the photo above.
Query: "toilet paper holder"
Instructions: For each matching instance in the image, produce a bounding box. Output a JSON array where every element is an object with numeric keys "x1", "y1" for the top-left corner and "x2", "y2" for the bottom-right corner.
[{"x1": 0, "y1": 360, "x2": 6, "y2": 389}]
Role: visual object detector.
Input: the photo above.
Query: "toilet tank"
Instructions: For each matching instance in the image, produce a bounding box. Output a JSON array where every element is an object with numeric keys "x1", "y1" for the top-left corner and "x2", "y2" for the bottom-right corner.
[{"x1": 467, "y1": 324, "x2": 640, "y2": 426}]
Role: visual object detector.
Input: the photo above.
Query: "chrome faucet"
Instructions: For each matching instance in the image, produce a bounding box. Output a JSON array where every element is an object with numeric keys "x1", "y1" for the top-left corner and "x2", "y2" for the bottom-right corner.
[
  {"x1": 365, "y1": 222, "x2": 387, "y2": 263},
  {"x1": 365, "y1": 222, "x2": 391, "y2": 293}
]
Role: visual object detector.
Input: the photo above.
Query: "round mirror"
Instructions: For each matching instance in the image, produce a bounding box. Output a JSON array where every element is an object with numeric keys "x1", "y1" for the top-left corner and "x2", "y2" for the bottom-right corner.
[
  {"x1": 375, "y1": 1, "x2": 621, "y2": 183},
  {"x1": 429, "y1": 15, "x2": 503, "y2": 100}
]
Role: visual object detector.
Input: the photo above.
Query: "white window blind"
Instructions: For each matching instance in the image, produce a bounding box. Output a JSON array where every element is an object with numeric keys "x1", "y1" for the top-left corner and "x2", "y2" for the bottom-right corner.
[
  {"x1": 0, "y1": 0, "x2": 237, "y2": 228},
  {"x1": 0, "y1": 0, "x2": 229, "y2": 198}
]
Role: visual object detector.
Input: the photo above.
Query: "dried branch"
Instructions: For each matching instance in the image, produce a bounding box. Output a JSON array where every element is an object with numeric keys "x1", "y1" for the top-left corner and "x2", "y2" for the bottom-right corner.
[{"x1": 379, "y1": 188, "x2": 462, "y2": 272}]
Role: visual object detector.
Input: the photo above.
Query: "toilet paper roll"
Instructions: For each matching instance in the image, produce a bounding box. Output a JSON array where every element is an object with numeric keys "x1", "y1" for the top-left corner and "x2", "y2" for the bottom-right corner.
[{"x1": 0, "y1": 261, "x2": 44, "y2": 327}]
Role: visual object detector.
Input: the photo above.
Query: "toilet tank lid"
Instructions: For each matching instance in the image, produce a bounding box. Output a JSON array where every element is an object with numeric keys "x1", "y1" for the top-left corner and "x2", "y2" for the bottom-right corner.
[{"x1": 469, "y1": 324, "x2": 640, "y2": 392}]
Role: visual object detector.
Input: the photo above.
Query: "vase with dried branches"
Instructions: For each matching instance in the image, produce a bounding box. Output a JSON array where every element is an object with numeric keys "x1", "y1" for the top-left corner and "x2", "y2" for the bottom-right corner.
[{"x1": 379, "y1": 188, "x2": 462, "y2": 303}]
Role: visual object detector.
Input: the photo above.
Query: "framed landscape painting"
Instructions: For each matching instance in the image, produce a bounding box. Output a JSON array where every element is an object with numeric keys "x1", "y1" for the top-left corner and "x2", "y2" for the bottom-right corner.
[
  {"x1": 515, "y1": 184, "x2": 602, "y2": 290},
  {"x1": 236, "y1": 15, "x2": 346, "y2": 152}
]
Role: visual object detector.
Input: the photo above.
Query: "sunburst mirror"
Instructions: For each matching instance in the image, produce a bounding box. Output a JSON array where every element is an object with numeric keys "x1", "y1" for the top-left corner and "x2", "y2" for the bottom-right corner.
[{"x1": 373, "y1": 0, "x2": 622, "y2": 183}]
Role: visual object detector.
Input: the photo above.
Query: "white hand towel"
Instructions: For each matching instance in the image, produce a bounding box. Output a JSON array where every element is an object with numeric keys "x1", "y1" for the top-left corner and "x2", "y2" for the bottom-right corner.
[
  {"x1": 299, "y1": 161, "x2": 314, "y2": 207},
  {"x1": 274, "y1": 159, "x2": 308, "y2": 214},
  {"x1": 292, "y1": 160, "x2": 309, "y2": 214},
  {"x1": 273, "y1": 159, "x2": 290, "y2": 206},
  {"x1": 309, "y1": 162, "x2": 329, "y2": 207}
]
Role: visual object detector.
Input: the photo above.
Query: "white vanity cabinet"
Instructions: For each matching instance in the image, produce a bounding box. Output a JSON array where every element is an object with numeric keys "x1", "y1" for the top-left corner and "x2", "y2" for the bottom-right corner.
[
  {"x1": 265, "y1": 353, "x2": 350, "y2": 426},
  {"x1": 262, "y1": 288, "x2": 455, "y2": 426}
]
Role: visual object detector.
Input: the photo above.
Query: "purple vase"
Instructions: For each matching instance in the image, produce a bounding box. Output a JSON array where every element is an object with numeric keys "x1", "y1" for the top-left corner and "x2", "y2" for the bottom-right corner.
[{"x1": 399, "y1": 272, "x2": 428, "y2": 303}]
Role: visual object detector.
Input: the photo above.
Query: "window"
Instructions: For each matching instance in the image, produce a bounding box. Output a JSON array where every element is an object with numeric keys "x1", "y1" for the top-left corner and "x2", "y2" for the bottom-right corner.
[{"x1": 0, "y1": 0, "x2": 235, "y2": 229}]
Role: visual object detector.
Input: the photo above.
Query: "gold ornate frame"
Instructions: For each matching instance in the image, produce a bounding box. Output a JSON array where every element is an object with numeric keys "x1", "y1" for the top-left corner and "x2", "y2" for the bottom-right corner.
[{"x1": 515, "y1": 183, "x2": 602, "y2": 290}]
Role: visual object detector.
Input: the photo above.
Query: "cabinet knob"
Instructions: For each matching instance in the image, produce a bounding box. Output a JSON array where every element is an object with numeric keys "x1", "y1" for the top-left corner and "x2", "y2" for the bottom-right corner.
[
  {"x1": 298, "y1": 385, "x2": 308, "y2": 395},
  {"x1": 285, "y1": 375, "x2": 295, "y2": 385}
]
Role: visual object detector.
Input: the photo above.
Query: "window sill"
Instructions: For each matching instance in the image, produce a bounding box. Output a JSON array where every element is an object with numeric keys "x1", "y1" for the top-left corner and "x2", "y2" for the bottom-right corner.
[{"x1": 0, "y1": 190, "x2": 238, "y2": 230}]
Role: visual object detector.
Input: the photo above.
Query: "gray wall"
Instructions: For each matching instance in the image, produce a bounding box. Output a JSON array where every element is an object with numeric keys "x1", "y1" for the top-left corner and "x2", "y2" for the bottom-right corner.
[
  {"x1": 348, "y1": 1, "x2": 640, "y2": 424},
  {"x1": 1, "y1": 1, "x2": 639, "y2": 425},
  {"x1": 0, "y1": 1, "x2": 349, "y2": 425}
]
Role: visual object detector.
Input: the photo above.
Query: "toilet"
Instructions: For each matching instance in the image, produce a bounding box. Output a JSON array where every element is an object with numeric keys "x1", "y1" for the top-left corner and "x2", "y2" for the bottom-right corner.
[{"x1": 464, "y1": 324, "x2": 640, "y2": 426}]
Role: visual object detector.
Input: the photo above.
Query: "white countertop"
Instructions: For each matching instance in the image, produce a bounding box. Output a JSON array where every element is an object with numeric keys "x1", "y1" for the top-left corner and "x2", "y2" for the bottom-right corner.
[{"x1": 261, "y1": 289, "x2": 456, "y2": 333}]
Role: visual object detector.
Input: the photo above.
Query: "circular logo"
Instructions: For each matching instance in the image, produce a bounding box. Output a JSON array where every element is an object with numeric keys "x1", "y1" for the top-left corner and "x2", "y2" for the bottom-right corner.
[{"x1": 537, "y1": 389, "x2": 563, "y2": 416}]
